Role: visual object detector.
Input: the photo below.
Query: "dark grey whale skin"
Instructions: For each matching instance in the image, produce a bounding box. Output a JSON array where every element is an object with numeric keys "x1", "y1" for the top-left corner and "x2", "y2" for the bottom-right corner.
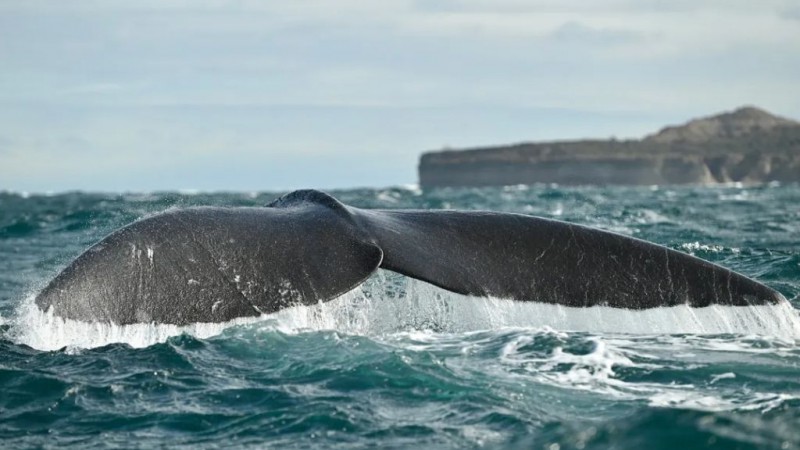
[{"x1": 35, "y1": 190, "x2": 785, "y2": 325}]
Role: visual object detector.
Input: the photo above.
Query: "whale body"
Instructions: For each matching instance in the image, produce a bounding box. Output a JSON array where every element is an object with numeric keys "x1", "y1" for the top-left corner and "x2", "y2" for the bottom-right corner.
[{"x1": 35, "y1": 190, "x2": 785, "y2": 325}]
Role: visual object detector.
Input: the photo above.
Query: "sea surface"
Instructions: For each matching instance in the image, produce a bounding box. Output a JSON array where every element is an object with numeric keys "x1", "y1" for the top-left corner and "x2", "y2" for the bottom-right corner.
[{"x1": 1, "y1": 184, "x2": 799, "y2": 449}]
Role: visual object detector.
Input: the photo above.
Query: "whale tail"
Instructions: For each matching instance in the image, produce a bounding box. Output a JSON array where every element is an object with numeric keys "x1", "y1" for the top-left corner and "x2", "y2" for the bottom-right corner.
[
  {"x1": 350, "y1": 206, "x2": 783, "y2": 309},
  {"x1": 36, "y1": 189, "x2": 784, "y2": 326}
]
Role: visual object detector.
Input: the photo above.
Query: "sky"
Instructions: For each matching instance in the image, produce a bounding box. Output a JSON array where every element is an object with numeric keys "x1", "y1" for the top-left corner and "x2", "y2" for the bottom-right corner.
[{"x1": 1, "y1": 0, "x2": 799, "y2": 192}]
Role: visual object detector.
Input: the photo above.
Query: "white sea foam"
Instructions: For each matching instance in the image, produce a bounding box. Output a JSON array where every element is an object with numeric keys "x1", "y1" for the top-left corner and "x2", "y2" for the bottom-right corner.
[
  {"x1": 495, "y1": 331, "x2": 799, "y2": 413},
  {"x1": 636, "y1": 209, "x2": 671, "y2": 224},
  {"x1": 376, "y1": 190, "x2": 401, "y2": 204},
  {"x1": 709, "y1": 372, "x2": 736, "y2": 384},
  {"x1": 681, "y1": 241, "x2": 740, "y2": 254},
  {"x1": 9, "y1": 273, "x2": 800, "y2": 351}
]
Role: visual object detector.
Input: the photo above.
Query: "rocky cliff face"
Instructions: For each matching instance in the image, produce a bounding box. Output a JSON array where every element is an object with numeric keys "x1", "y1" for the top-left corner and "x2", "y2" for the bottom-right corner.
[{"x1": 419, "y1": 107, "x2": 800, "y2": 187}]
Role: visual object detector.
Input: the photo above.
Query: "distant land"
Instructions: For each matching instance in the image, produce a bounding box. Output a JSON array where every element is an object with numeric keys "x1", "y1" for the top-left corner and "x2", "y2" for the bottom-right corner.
[{"x1": 418, "y1": 106, "x2": 800, "y2": 187}]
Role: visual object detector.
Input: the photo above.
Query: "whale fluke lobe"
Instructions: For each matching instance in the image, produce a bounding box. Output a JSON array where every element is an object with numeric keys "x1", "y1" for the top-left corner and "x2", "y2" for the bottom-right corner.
[
  {"x1": 35, "y1": 190, "x2": 784, "y2": 325},
  {"x1": 364, "y1": 209, "x2": 782, "y2": 308},
  {"x1": 36, "y1": 194, "x2": 383, "y2": 325}
]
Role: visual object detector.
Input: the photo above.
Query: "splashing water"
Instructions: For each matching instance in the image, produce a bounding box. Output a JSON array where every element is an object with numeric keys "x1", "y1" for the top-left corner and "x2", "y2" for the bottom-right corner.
[{"x1": 11, "y1": 271, "x2": 800, "y2": 351}]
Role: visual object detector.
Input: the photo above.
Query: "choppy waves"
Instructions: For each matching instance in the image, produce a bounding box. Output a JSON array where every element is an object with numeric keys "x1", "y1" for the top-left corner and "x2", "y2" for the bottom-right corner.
[{"x1": 2, "y1": 184, "x2": 800, "y2": 449}]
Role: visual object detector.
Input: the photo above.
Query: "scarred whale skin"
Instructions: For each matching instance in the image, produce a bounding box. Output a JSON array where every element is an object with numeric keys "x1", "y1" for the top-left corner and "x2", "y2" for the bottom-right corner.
[{"x1": 35, "y1": 190, "x2": 785, "y2": 325}]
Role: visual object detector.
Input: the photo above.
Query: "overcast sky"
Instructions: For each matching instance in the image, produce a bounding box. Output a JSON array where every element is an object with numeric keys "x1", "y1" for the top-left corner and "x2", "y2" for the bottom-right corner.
[{"x1": 1, "y1": 0, "x2": 798, "y2": 192}]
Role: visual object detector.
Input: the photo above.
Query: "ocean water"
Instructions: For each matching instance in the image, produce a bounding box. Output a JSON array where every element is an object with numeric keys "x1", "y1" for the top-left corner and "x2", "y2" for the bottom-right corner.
[{"x1": 1, "y1": 184, "x2": 799, "y2": 449}]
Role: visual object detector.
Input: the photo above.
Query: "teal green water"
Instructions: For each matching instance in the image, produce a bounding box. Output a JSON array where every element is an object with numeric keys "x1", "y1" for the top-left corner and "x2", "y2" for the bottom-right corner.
[{"x1": 1, "y1": 185, "x2": 799, "y2": 449}]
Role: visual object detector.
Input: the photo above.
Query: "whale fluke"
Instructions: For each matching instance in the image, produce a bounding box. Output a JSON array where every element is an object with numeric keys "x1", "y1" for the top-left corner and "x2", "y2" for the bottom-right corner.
[{"x1": 35, "y1": 190, "x2": 785, "y2": 325}]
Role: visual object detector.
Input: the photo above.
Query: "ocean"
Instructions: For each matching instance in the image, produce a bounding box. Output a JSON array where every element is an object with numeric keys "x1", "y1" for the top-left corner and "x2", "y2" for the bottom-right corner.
[{"x1": 1, "y1": 184, "x2": 799, "y2": 449}]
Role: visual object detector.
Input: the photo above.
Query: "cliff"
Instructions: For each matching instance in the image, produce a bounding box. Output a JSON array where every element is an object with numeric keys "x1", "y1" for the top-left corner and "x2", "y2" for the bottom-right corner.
[{"x1": 418, "y1": 107, "x2": 800, "y2": 187}]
